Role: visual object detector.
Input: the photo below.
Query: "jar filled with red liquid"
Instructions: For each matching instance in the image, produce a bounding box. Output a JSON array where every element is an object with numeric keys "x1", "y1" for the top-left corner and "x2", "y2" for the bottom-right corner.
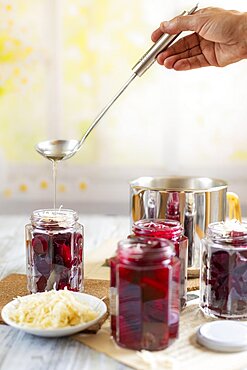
[
  {"x1": 132, "y1": 219, "x2": 188, "y2": 309},
  {"x1": 25, "y1": 209, "x2": 83, "y2": 293},
  {"x1": 110, "y1": 238, "x2": 180, "y2": 351},
  {"x1": 200, "y1": 220, "x2": 247, "y2": 319}
]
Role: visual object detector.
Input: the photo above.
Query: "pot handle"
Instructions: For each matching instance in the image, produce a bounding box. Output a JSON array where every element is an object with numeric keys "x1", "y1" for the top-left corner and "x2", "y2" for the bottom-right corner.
[{"x1": 227, "y1": 192, "x2": 242, "y2": 221}]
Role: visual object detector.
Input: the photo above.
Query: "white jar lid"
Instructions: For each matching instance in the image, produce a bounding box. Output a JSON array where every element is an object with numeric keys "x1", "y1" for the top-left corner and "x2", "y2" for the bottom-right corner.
[{"x1": 197, "y1": 321, "x2": 247, "y2": 352}]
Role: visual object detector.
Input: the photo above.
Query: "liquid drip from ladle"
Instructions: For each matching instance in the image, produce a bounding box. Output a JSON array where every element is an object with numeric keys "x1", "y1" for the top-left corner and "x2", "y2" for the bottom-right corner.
[{"x1": 52, "y1": 159, "x2": 57, "y2": 209}]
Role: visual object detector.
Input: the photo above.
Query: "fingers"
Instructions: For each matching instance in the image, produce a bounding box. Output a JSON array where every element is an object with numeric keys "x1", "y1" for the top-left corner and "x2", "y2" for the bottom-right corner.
[
  {"x1": 151, "y1": 27, "x2": 164, "y2": 42},
  {"x1": 170, "y1": 55, "x2": 210, "y2": 70},
  {"x1": 163, "y1": 50, "x2": 210, "y2": 71},
  {"x1": 151, "y1": 8, "x2": 209, "y2": 43},
  {"x1": 156, "y1": 33, "x2": 200, "y2": 65},
  {"x1": 156, "y1": 33, "x2": 211, "y2": 70},
  {"x1": 160, "y1": 14, "x2": 200, "y2": 35},
  {"x1": 159, "y1": 44, "x2": 201, "y2": 67},
  {"x1": 158, "y1": 33, "x2": 200, "y2": 62},
  {"x1": 151, "y1": 14, "x2": 198, "y2": 42}
]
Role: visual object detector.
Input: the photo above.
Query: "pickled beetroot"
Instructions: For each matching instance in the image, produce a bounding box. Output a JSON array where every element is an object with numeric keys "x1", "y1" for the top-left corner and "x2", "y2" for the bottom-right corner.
[
  {"x1": 132, "y1": 219, "x2": 188, "y2": 309},
  {"x1": 36, "y1": 275, "x2": 47, "y2": 292},
  {"x1": 34, "y1": 254, "x2": 52, "y2": 275},
  {"x1": 117, "y1": 266, "x2": 171, "y2": 350},
  {"x1": 32, "y1": 235, "x2": 48, "y2": 254},
  {"x1": 54, "y1": 240, "x2": 72, "y2": 267},
  {"x1": 110, "y1": 238, "x2": 180, "y2": 351},
  {"x1": 200, "y1": 221, "x2": 247, "y2": 319},
  {"x1": 27, "y1": 231, "x2": 83, "y2": 292},
  {"x1": 26, "y1": 209, "x2": 84, "y2": 294},
  {"x1": 204, "y1": 249, "x2": 247, "y2": 316}
]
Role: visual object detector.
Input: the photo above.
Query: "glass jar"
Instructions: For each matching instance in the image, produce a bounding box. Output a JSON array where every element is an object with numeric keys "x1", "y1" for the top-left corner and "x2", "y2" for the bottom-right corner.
[
  {"x1": 25, "y1": 209, "x2": 84, "y2": 293},
  {"x1": 200, "y1": 220, "x2": 247, "y2": 319},
  {"x1": 132, "y1": 219, "x2": 188, "y2": 309},
  {"x1": 110, "y1": 238, "x2": 180, "y2": 351}
]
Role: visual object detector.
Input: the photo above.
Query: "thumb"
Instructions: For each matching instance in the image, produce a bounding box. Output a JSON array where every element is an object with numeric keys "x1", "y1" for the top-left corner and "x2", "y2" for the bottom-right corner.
[{"x1": 160, "y1": 14, "x2": 200, "y2": 35}]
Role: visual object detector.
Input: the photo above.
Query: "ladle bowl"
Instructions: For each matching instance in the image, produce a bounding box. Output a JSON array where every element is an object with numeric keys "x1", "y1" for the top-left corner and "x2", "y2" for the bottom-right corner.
[{"x1": 35, "y1": 139, "x2": 79, "y2": 161}]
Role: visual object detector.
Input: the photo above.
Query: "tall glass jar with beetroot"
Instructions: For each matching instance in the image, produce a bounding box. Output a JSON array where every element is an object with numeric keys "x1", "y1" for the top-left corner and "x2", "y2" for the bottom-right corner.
[
  {"x1": 200, "y1": 220, "x2": 247, "y2": 319},
  {"x1": 25, "y1": 209, "x2": 83, "y2": 293},
  {"x1": 132, "y1": 219, "x2": 188, "y2": 309},
  {"x1": 110, "y1": 238, "x2": 180, "y2": 351}
]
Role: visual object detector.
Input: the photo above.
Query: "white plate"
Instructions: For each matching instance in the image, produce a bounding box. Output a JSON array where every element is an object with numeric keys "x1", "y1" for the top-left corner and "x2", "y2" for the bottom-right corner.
[{"x1": 1, "y1": 292, "x2": 107, "y2": 337}]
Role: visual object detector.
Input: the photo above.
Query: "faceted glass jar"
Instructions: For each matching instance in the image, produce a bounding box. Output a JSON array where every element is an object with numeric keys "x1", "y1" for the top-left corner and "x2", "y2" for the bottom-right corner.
[
  {"x1": 132, "y1": 219, "x2": 188, "y2": 309},
  {"x1": 110, "y1": 238, "x2": 180, "y2": 351},
  {"x1": 25, "y1": 209, "x2": 84, "y2": 293},
  {"x1": 200, "y1": 220, "x2": 247, "y2": 319}
]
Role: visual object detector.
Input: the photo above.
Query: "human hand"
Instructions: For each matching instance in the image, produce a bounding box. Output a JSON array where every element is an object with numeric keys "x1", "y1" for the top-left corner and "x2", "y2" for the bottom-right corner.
[{"x1": 151, "y1": 7, "x2": 247, "y2": 70}]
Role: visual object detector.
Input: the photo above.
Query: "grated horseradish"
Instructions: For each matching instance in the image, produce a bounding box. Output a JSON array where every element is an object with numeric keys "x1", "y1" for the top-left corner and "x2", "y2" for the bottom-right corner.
[{"x1": 8, "y1": 289, "x2": 98, "y2": 329}]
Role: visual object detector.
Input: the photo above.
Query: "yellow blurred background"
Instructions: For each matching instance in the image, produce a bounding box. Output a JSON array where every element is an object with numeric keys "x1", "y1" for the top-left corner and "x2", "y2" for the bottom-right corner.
[{"x1": 0, "y1": 0, "x2": 247, "y2": 214}]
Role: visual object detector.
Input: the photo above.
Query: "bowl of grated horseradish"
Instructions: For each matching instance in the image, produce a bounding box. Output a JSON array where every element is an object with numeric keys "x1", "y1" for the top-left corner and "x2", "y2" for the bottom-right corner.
[{"x1": 1, "y1": 289, "x2": 107, "y2": 337}]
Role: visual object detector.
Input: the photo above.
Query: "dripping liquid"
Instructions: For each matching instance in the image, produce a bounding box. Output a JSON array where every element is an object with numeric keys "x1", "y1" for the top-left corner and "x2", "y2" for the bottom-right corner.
[{"x1": 52, "y1": 159, "x2": 57, "y2": 210}]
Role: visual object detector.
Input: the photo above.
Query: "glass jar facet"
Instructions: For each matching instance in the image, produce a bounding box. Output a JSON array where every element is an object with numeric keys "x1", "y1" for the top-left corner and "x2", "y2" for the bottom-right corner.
[
  {"x1": 25, "y1": 209, "x2": 84, "y2": 293},
  {"x1": 132, "y1": 219, "x2": 188, "y2": 309},
  {"x1": 110, "y1": 238, "x2": 180, "y2": 351},
  {"x1": 200, "y1": 220, "x2": 247, "y2": 319}
]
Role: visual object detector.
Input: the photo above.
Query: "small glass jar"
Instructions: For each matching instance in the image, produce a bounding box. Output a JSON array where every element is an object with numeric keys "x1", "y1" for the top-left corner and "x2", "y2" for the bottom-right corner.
[
  {"x1": 132, "y1": 219, "x2": 188, "y2": 309},
  {"x1": 110, "y1": 238, "x2": 180, "y2": 351},
  {"x1": 25, "y1": 209, "x2": 84, "y2": 293},
  {"x1": 200, "y1": 220, "x2": 247, "y2": 319}
]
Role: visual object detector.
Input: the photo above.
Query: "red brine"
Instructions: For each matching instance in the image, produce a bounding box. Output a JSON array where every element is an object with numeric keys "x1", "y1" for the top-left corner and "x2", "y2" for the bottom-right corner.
[
  {"x1": 110, "y1": 238, "x2": 180, "y2": 351},
  {"x1": 132, "y1": 219, "x2": 188, "y2": 309}
]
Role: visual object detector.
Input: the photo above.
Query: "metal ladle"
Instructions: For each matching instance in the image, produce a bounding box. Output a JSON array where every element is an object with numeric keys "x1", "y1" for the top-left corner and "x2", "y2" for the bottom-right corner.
[{"x1": 36, "y1": 4, "x2": 198, "y2": 162}]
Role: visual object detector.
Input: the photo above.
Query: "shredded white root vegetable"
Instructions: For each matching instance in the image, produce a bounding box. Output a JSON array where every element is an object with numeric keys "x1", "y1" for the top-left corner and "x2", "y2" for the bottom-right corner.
[{"x1": 8, "y1": 290, "x2": 98, "y2": 329}]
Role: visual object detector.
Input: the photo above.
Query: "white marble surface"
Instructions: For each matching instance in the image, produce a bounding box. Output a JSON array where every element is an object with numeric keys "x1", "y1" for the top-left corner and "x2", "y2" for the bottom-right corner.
[{"x1": 0, "y1": 214, "x2": 131, "y2": 370}]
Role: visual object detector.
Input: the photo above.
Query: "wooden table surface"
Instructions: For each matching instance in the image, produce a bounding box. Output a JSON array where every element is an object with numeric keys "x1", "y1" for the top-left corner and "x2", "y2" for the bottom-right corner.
[{"x1": 0, "y1": 214, "x2": 131, "y2": 370}]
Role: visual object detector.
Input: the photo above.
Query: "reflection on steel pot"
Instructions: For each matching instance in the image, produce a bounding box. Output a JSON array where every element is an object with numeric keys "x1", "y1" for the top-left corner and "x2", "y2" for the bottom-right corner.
[{"x1": 130, "y1": 177, "x2": 241, "y2": 268}]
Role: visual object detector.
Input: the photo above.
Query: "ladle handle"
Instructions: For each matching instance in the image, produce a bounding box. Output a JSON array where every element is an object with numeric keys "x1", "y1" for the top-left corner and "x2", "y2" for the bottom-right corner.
[
  {"x1": 77, "y1": 4, "x2": 198, "y2": 151},
  {"x1": 132, "y1": 4, "x2": 198, "y2": 76},
  {"x1": 77, "y1": 73, "x2": 136, "y2": 149}
]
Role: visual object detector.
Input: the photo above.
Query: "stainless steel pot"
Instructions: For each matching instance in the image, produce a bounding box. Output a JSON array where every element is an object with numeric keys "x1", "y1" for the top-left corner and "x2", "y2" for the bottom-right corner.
[{"x1": 130, "y1": 177, "x2": 241, "y2": 268}]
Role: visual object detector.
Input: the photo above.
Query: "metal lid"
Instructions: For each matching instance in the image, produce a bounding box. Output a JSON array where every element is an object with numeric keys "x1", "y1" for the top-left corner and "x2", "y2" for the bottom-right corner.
[{"x1": 197, "y1": 321, "x2": 247, "y2": 352}]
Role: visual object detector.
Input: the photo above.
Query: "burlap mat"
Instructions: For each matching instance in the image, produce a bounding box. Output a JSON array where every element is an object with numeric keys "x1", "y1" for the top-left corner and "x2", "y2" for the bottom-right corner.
[
  {"x1": 187, "y1": 278, "x2": 199, "y2": 291},
  {"x1": 0, "y1": 274, "x2": 109, "y2": 333}
]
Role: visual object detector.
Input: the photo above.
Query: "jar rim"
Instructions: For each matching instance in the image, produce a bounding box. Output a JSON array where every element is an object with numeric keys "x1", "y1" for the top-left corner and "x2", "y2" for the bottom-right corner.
[
  {"x1": 206, "y1": 220, "x2": 247, "y2": 244},
  {"x1": 31, "y1": 208, "x2": 78, "y2": 227},
  {"x1": 132, "y1": 219, "x2": 183, "y2": 237},
  {"x1": 118, "y1": 237, "x2": 175, "y2": 256}
]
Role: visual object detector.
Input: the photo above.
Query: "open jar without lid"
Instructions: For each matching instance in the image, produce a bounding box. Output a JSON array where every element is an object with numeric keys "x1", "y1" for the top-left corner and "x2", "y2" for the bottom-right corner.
[
  {"x1": 110, "y1": 237, "x2": 180, "y2": 351},
  {"x1": 132, "y1": 219, "x2": 188, "y2": 309},
  {"x1": 30, "y1": 209, "x2": 79, "y2": 229},
  {"x1": 200, "y1": 220, "x2": 247, "y2": 319},
  {"x1": 25, "y1": 209, "x2": 84, "y2": 293}
]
